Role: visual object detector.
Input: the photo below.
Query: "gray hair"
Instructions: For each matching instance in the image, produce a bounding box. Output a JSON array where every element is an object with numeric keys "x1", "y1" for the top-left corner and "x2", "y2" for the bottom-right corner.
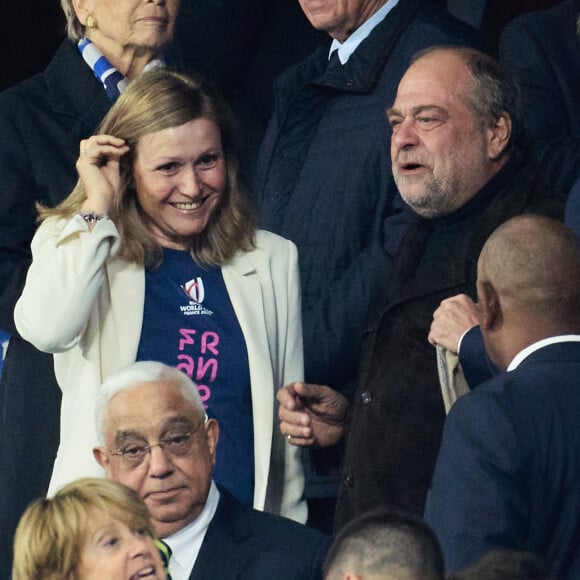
[
  {"x1": 411, "y1": 47, "x2": 526, "y2": 159},
  {"x1": 60, "y1": 0, "x2": 83, "y2": 41},
  {"x1": 95, "y1": 361, "x2": 205, "y2": 444}
]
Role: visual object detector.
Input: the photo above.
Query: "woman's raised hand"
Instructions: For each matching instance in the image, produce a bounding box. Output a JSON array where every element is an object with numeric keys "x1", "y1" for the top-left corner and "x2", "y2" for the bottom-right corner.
[{"x1": 77, "y1": 135, "x2": 130, "y2": 215}]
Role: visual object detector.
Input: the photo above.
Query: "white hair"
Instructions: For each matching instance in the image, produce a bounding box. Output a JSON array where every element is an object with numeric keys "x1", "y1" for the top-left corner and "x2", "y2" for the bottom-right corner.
[{"x1": 95, "y1": 361, "x2": 205, "y2": 444}]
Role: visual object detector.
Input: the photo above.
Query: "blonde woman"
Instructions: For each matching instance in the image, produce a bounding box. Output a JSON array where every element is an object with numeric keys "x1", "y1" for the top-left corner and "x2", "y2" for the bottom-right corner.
[
  {"x1": 12, "y1": 478, "x2": 167, "y2": 580},
  {"x1": 15, "y1": 69, "x2": 305, "y2": 522}
]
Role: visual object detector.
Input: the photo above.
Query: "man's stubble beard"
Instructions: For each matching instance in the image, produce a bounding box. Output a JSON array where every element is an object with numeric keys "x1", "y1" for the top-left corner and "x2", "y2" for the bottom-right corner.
[{"x1": 396, "y1": 171, "x2": 459, "y2": 219}]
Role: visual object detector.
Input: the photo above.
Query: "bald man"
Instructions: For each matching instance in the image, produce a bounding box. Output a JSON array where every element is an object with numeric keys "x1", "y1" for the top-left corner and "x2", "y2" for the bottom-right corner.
[{"x1": 425, "y1": 215, "x2": 580, "y2": 579}]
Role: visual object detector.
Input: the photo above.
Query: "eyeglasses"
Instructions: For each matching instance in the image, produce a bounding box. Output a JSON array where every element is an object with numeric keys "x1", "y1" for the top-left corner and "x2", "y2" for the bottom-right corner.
[{"x1": 108, "y1": 418, "x2": 206, "y2": 469}]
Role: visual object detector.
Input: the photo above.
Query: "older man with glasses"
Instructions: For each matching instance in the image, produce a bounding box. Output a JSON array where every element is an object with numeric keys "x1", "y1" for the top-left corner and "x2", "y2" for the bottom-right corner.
[{"x1": 93, "y1": 361, "x2": 330, "y2": 580}]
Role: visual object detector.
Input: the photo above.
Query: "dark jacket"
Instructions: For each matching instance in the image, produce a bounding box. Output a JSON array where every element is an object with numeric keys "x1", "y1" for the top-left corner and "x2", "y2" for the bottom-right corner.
[
  {"x1": 191, "y1": 490, "x2": 331, "y2": 579},
  {"x1": 256, "y1": 0, "x2": 479, "y2": 392},
  {"x1": 459, "y1": 325, "x2": 501, "y2": 388},
  {"x1": 565, "y1": 178, "x2": 580, "y2": 234},
  {"x1": 0, "y1": 40, "x2": 110, "y2": 575},
  {"x1": 334, "y1": 154, "x2": 565, "y2": 530},
  {"x1": 425, "y1": 342, "x2": 580, "y2": 579},
  {"x1": 499, "y1": 0, "x2": 580, "y2": 194}
]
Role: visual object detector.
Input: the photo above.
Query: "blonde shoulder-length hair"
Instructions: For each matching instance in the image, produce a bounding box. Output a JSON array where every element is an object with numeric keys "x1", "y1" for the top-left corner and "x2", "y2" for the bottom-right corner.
[
  {"x1": 12, "y1": 478, "x2": 158, "y2": 580},
  {"x1": 40, "y1": 69, "x2": 256, "y2": 268}
]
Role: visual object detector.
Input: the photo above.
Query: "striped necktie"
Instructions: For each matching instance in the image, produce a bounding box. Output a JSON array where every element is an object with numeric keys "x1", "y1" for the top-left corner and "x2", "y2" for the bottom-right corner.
[{"x1": 154, "y1": 538, "x2": 173, "y2": 580}]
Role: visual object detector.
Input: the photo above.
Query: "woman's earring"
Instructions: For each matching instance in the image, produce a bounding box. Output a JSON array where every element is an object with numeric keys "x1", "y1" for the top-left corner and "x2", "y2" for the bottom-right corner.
[{"x1": 86, "y1": 13, "x2": 96, "y2": 29}]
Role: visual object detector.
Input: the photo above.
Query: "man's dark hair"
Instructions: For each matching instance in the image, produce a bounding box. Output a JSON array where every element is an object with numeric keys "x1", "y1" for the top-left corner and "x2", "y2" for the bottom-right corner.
[
  {"x1": 412, "y1": 47, "x2": 527, "y2": 160},
  {"x1": 323, "y1": 508, "x2": 445, "y2": 579}
]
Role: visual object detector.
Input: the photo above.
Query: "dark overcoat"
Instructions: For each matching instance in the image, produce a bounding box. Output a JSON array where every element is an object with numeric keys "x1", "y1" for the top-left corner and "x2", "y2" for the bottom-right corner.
[
  {"x1": 426, "y1": 342, "x2": 580, "y2": 579},
  {"x1": 335, "y1": 155, "x2": 565, "y2": 530}
]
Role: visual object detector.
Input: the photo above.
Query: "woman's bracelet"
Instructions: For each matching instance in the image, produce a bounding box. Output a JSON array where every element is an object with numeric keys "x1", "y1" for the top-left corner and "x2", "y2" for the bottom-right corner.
[{"x1": 78, "y1": 211, "x2": 109, "y2": 224}]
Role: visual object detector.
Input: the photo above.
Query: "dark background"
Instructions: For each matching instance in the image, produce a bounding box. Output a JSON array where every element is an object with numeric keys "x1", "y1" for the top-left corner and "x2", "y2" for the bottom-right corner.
[{"x1": 1, "y1": 0, "x2": 65, "y2": 91}]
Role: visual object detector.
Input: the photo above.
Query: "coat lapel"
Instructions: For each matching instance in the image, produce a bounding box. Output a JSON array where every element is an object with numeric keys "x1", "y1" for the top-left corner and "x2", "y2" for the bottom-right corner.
[
  {"x1": 190, "y1": 492, "x2": 255, "y2": 580},
  {"x1": 45, "y1": 41, "x2": 111, "y2": 133},
  {"x1": 222, "y1": 250, "x2": 274, "y2": 511}
]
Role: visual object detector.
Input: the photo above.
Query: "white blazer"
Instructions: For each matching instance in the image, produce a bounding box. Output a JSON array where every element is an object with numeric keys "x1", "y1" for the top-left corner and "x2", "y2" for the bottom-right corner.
[{"x1": 15, "y1": 215, "x2": 306, "y2": 523}]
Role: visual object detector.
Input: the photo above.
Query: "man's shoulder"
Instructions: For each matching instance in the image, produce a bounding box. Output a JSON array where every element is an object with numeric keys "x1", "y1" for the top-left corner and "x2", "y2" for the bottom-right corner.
[
  {"x1": 502, "y1": 0, "x2": 576, "y2": 35},
  {"x1": 475, "y1": 154, "x2": 565, "y2": 229},
  {"x1": 0, "y1": 40, "x2": 102, "y2": 127},
  {"x1": 0, "y1": 62, "x2": 51, "y2": 120},
  {"x1": 397, "y1": 1, "x2": 481, "y2": 54},
  {"x1": 273, "y1": 44, "x2": 328, "y2": 94},
  {"x1": 455, "y1": 342, "x2": 580, "y2": 418},
  {"x1": 409, "y1": 2, "x2": 480, "y2": 36},
  {"x1": 508, "y1": 156, "x2": 566, "y2": 219},
  {"x1": 0, "y1": 40, "x2": 74, "y2": 99},
  {"x1": 196, "y1": 491, "x2": 330, "y2": 579}
]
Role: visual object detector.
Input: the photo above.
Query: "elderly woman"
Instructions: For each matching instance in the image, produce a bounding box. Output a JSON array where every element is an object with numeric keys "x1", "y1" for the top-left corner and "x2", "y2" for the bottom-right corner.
[
  {"x1": 0, "y1": 0, "x2": 178, "y2": 566},
  {"x1": 13, "y1": 478, "x2": 168, "y2": 580},
  {"x1": 15, "y1": 69, "x2": 306, "y2": 523}
]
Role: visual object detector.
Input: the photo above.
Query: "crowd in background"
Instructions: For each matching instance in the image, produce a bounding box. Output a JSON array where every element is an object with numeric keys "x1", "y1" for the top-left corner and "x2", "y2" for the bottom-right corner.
[{"x1": 1, "y1": 0, "x2": 578, "y2": 578}]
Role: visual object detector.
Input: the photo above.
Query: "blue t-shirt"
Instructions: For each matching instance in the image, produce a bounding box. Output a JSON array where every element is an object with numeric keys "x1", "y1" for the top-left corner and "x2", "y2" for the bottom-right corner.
[{"x1": 136, "y1": 249, "x2": 254, "y2": 506}]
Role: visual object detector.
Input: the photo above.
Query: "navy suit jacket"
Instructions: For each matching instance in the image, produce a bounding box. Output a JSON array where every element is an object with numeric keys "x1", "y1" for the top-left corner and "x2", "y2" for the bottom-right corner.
[
  {"x1": 459, "y1": 325, "x2": 500, "y2": 388},
  {"x1": 190, "y1": 490, "x2": 331, "y2": 579},
  {"x1": 565, "y1": 178, "x2": 580, "y2": 235},
  {"x1": 499, "y1": 0, "x2": 580, "y2": 194},
  {"x1": 425, "y1": 341, "x2": 580, "y2": 579}
]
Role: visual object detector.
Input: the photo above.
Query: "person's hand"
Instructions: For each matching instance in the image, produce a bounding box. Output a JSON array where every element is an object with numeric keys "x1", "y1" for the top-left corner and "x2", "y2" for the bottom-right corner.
[
  {"x1": 277, "y1": 382, "x2": 348, "y2": 448},
  {"x1": 428, "y1": 294, "x2": 480, "y2": 353},
  {"x1": 76, "y1": 135, "x2": 130, "y2": 216}
]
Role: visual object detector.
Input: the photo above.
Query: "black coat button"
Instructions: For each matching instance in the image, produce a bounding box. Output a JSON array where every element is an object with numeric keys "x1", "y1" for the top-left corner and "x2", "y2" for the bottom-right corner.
[
  {"x1": 361, "y1": 391, "x2": 372, "y2": 404},
  {"x1": 343, "y1": 472, "x2": 354, "y2": 487}
]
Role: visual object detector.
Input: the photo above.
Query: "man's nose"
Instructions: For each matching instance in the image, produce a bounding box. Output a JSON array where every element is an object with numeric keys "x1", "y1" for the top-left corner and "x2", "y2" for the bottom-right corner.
[
  {"x1": 391, "y1": 119, "x2": 420, "y2": 151},
  {"x1": 147, "y1": 443, "x2": 174, "y2": 477}
]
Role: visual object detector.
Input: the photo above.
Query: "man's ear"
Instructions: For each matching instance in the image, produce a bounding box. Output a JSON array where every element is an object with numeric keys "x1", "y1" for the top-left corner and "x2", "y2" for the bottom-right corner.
[
  {"x1": 486, "y1": 113, "x2": 512, "y2": 161},
  {"x1": 205, "y1": 419, "x2": 220, "y2": 467},
  {"x1": 477, "y1": 279, "x2": 501, "y2": 331},
  {"x1": 93, "y1": 446, "x2": 110, "y2": 471}
]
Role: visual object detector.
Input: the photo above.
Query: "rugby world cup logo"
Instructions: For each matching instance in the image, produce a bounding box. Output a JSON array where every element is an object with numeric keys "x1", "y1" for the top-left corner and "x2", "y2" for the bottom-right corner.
[{"x1": 181, "y1": 277, "x2": 205, "y2": 304}]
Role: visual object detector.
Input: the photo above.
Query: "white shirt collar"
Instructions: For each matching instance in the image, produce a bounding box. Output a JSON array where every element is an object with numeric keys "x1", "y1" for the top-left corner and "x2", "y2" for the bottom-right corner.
[
  {"x1": 329, "y1": 0, "x2": 399, "y2": 64},
  {"x1": 163, "y1": 481, "x2": 220, "y2": 580},
  {"x1": 507, "y1": 335, "x2": 580, "y2": 371}
]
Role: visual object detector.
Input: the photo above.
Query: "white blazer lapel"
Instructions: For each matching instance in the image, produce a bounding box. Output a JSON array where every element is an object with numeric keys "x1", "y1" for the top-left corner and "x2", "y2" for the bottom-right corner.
[{"x1": 222, "y1": 251, "x2": 274, "y2": 511}]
